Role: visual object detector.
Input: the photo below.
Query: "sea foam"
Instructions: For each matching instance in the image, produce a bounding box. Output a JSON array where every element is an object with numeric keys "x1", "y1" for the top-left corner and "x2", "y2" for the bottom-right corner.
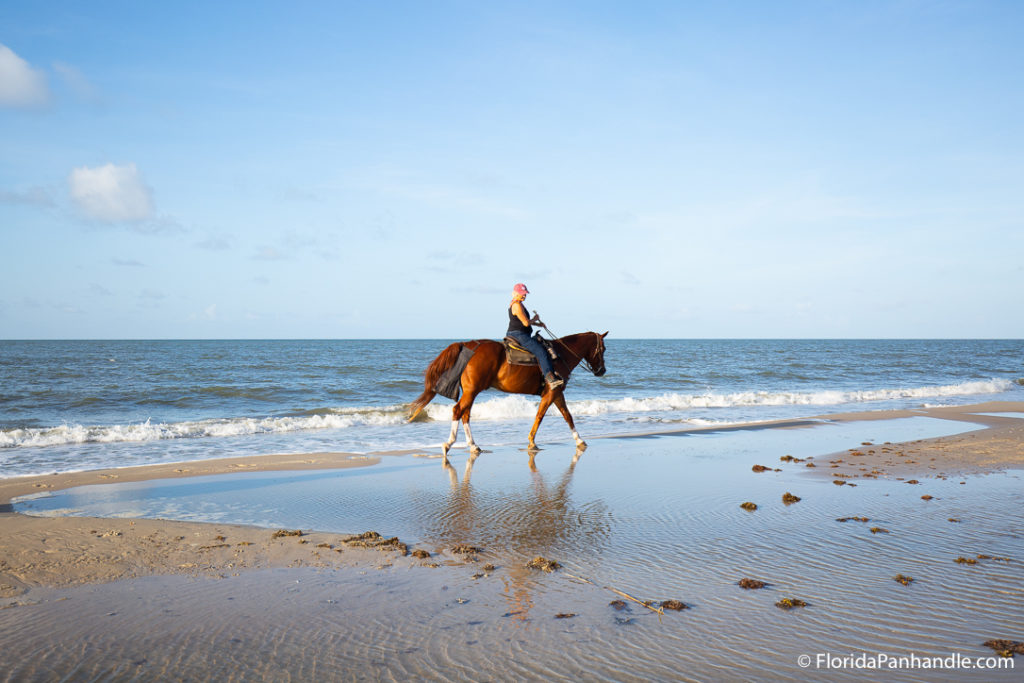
[{"x1": 0, "y1": 378, "x2": 1013, "y2": 449}]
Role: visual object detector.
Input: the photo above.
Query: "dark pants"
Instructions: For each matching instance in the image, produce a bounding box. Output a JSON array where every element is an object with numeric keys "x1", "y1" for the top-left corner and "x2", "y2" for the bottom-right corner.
[{"x1": 508, "y1": 330, "x2": 555, "y2": 376}]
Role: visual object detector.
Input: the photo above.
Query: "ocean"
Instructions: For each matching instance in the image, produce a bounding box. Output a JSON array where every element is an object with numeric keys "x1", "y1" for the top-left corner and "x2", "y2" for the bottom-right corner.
[{"x1": 2, "y1": 339, "x2": 1022, "y2": 478}]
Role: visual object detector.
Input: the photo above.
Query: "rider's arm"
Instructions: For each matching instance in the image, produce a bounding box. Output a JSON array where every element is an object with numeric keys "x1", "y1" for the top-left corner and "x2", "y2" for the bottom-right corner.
[{"x1": 512, "y1": 301, "x2": 531, "y2": 327}]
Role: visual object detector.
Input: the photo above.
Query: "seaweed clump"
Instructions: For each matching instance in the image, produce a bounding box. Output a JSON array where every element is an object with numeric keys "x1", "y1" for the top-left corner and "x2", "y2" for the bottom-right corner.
[
  {"x1": 526, "y1": 556, "x2": 561, "y2": 572},
  {"x1": 738, "y1": 578, "x2": 766, "y2": 590},
  {"x1": 411, "y1": 549, "x2": 431, "y2": 559},
  {"x1": 775, "y1": 598, "x2": 808, "y2": 610},
  {"x1": 272, "y1": 529, "x2": 304, "y2": 539},
  {"x1": 752, "y1": 464, "x2": 770, "y2": 473},
  {"x1": 836, "y1": 517, "x2": 870, "y2": 523},
  {"x1": 954, "y1": 556, "x2": 978, "y2": 565},
  {"x1": 982, "y1": 640, "x2": 1024, "y2": 658},
  {"x1": 660, "y1": 600, "x2": 688, "y2": 611},
  {"x1": 869, "y1": 527, "x2": 890, "y2": 534},
  {"x1": 451, "y1": 544, "x2": 483, "y2": 555},
  {"x1": 893, "y1": 574, "x2": 914, "y2": 586},
  {"x1": 740, "y1": 502, "x2": 758, "y2": 511},
  {"x1": 782, "y1": 492, "x2": 801, "y2": 505},
  {"x1": 341, "y1": 531, "x2": 408, "y2": 555}
]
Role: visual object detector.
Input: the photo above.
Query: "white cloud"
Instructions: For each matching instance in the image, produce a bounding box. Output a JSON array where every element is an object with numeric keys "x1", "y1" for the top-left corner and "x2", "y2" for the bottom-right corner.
[
  {"x1": 0, "y1": 43, "x2": 49, "y2": 109},
  {"x1": 68, "y1": 163, "x2": 154, "y2": 223}
]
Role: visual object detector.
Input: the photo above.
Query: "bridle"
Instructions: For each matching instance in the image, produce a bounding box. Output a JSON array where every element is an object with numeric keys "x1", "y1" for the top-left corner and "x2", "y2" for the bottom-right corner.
[{"x1": 542, "y1": 329, "x2": 605, "y2": 376}]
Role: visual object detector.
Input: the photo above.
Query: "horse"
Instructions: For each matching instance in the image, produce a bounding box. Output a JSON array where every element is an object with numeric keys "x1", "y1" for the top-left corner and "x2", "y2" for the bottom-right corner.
[{"x1": 408, "y1": 331, "x2": 608, "y2": 458}]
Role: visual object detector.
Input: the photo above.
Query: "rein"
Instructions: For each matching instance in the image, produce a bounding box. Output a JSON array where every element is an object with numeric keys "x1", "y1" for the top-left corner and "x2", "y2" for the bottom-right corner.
[{"x1": 537, "y1": 325, "x2": 598, "y2": 374}]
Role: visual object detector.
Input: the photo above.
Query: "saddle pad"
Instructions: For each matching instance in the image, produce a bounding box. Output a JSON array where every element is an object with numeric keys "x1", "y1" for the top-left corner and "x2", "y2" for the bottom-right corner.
[
  {"x1": 433, "y1": 345, "x2": 476, "y2": 400},
  {"x1": 503, "y1": 338, "x2": 539, "y2": 366}
]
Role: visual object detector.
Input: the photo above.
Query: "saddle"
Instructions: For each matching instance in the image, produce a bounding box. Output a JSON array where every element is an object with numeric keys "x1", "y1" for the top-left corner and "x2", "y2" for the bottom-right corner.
[{"x1": 502, "y1": 335, "x2": 558, "y2": 367}]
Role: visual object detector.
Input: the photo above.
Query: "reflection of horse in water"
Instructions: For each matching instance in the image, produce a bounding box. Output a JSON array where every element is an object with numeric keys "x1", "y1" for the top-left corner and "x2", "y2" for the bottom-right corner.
[
  {"x1": 409, "y1": 332, "x2": 608, "y2": 457},
  {"x1": 427, "y1": 450, "x2": 610, "y2": 564},
  {"x1": 432, "y1": 451, "x2": 610, "y2": 622}
]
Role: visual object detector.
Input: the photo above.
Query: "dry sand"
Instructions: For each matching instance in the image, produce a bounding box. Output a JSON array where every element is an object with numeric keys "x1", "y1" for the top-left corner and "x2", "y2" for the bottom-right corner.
[{"x1": 2, "y1": 402, "x2": 1023, "y2": 602}]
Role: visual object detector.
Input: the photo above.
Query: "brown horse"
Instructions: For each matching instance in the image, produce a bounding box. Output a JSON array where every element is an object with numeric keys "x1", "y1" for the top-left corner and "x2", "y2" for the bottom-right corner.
[{"x1": 408, "y1": 331, "x2": 608, "y2": 457}]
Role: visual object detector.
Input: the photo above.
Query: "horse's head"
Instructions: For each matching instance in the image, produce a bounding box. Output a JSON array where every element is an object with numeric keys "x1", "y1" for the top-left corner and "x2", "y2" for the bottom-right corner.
[{"x1": 587, "y1": 331, "x2": 608, "y2": 377}]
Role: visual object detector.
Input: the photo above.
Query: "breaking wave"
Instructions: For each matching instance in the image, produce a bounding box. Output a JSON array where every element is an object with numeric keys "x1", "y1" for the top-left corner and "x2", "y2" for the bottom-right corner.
[{"x1": 0, "y1": 378, "x2": 1014, "y2": 450}]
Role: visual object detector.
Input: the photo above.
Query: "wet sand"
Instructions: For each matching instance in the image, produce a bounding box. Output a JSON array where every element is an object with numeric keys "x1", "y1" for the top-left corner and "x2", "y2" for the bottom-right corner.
[{"x1": 2, "y1": 402, "x2": 1023, "y2": 680}]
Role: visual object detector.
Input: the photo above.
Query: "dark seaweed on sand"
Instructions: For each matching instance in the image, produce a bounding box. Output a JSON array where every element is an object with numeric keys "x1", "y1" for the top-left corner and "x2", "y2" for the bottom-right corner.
[
  {"x1": 526, "y1": 556, "x2": 561, "y2": 572},
  {"x1": 775, "y1": 598, "x2": 808, "y2": 610},
  {"x1": 983, "y1": 640, "x2": 1024, "y2": 657}
]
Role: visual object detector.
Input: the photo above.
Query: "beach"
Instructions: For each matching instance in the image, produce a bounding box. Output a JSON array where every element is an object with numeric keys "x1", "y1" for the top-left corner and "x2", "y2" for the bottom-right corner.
[{"x1": 2, "y1": 402, "x2": 1022, "y2": 681}]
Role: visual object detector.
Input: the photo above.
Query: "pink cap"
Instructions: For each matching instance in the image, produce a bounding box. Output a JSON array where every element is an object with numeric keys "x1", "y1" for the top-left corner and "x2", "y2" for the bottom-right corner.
[{"x1": 513, "y1": 283, "x2": 529, "y2": 295}]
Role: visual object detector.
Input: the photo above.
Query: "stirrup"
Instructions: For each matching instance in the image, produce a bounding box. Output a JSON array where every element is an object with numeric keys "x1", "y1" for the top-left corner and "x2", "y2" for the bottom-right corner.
[{"x1": 545, "y1": 373, "x2": 564, "y2": 389}]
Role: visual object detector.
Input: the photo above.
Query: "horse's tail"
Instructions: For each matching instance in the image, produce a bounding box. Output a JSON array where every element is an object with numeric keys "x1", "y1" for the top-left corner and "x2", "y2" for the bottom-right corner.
[{"x1": 407, "y1": 342, "x2": 463, "y2": 422}]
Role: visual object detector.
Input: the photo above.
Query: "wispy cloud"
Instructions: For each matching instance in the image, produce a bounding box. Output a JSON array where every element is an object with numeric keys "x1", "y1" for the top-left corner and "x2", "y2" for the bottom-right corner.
[
  {"x1": 88, "y1": 283, "x2": 113, "y2": 296},
  {"x1": 69, "y1": 162, "x2": 154, "y2": 223},
  {"x1": 0, "y1": 43, "x2": 49, "y2": 109},
  {"x1": 351, "y1": 166, "x2": 526, "y2": 219},
  {"x1": 620, "y1": 270, "x2": 640, "y2": 285},
  {"x1": 194, "y1": 235, "x2": 232, "y2": 250},
  {"x1": 253, "y1": 246, "x2": 288, "y2": 261},
  {"x1": 425, "y1": 250, "x2": 488, "y2": 272},
  {"x1": 52, "y1": 61, "x2": 101, "y2": 104},
  {"x1": 112, "y1": 258, "x2": 145, "y2": 267},
  {"x1": 0, "y1": 186, "x2": 55, "y2": 207}
]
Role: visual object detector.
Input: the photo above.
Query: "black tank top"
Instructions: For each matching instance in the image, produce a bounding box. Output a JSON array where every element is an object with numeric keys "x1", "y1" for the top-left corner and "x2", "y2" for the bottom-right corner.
[{"x1": 507, "y1": 303, "x2": 531, "y2": 335}]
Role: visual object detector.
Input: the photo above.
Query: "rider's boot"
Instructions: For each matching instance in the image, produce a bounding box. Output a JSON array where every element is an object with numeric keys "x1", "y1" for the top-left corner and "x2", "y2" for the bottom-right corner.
[{"x1": 545, "y1": 372, "x2": 564, "y2": 390}]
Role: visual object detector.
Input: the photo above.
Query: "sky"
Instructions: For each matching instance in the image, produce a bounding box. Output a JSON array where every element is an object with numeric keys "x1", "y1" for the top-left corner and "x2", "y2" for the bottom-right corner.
[{"x1": 1, "y1": 1, "x2": 1022, "y2": 339}]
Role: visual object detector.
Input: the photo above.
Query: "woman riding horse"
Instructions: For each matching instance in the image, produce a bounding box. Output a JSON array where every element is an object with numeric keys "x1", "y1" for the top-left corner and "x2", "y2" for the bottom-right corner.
[
  {"x1": 507, "y1": 283, "x2": 563, "y2": 390},
  {"x1": 408, "y1": 312, "x2": 608, "y2": 458}
]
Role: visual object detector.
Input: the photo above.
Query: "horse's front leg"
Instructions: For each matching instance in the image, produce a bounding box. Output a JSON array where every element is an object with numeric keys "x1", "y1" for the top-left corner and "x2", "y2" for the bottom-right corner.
[
  {"x1": 528, "y1": 391, "x2": 556, "y2": 452},
  {"x1": 553, "y1": 393, "x2": 586, "y2": 450}
]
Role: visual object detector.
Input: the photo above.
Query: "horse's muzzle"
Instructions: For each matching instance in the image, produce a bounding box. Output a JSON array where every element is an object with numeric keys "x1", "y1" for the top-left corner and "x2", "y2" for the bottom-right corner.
[{"x1": 593, "y1": 366, "x2": 606, "y2": 377}]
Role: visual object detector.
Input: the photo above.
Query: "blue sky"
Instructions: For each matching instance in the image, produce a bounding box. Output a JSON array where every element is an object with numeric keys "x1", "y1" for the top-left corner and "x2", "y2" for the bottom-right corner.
[{"x1": 1, "y1": 1, "x2": 1022, "y2": 339}]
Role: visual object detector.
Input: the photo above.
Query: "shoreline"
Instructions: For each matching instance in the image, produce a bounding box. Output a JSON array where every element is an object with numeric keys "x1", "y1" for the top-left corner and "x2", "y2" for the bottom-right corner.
[{"x1": 2, "y1": 402, "x2": 1023, "y2": 601}]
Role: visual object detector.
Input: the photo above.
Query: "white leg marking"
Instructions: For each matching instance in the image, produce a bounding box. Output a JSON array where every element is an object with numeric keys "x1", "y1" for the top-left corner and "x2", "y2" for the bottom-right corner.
[
  {"x1": 442, "y1": 420, "x2": 459, "y2": 454},
  {"x1": 464, "y1": 421, "x2": 479, "y2": 454}
]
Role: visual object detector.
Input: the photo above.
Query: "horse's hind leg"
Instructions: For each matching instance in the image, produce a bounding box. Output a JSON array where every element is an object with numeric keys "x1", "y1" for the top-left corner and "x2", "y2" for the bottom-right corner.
[
  {"x1": 442, "y1": 416, "x2": 460, "y2": 459},
  {"x1": 442, "y1": 392, "x2": 483, "y2": 458},
  {"x1": 459, "y1": 392, "x2": 483, "y2": 454},
  {"x1": 463, "y1": 417, "x2": 480, "y2": 454}
]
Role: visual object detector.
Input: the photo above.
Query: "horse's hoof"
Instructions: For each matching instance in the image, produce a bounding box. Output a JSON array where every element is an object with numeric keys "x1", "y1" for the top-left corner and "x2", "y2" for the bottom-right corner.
[
  {"x1": 575, "y1": 441, "x2": 588, "y2": 451},
  {"x1": 527, "y1": 444, "x2": 540, "y2": 454},
  {"x1": 469, "y1": 445, "x2": 482, "y2": 455}
]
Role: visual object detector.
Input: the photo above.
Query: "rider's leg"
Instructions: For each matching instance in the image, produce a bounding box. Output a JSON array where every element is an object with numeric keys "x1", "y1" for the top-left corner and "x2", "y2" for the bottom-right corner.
[{"x1": 508, "y1": 330, "x2": 559, "y2": 383}]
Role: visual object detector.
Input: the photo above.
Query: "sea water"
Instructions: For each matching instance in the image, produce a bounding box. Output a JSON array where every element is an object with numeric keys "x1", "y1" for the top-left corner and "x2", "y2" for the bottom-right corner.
[{"x1": 2, "y1": 339, "x2": 1022, "y2": 477}]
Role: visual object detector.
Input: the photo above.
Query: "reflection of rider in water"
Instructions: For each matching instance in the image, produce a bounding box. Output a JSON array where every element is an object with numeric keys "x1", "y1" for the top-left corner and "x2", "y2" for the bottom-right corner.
[{"x1": 507, "y1": 283, "x2": 563, "y2": 390}]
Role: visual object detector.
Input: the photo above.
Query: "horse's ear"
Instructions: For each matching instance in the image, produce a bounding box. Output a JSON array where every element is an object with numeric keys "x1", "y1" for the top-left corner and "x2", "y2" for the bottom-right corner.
[{"x1": 601, "y1": 331, "x2": 608, "y2": 338}]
